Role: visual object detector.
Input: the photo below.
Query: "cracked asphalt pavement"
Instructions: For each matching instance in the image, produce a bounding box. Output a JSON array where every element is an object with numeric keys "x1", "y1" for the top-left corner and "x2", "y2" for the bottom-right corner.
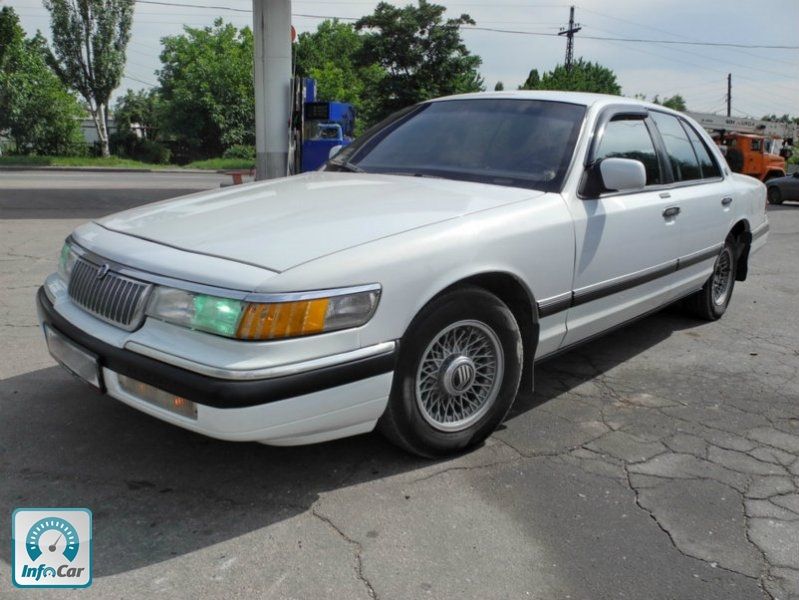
[{"x1": 1, "y1": 171, "x2": 798, "y2": 599}]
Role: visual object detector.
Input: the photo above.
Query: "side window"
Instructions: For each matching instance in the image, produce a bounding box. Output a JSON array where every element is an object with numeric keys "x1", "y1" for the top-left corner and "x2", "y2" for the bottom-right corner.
[
  {"x1": 682, "y1": 122, "x2": 722, "y2": 179},
  {"x1": 751, "y1": 138, "x2": 763, "y2": 152},
  {"x1": 651, "y1": 112, "x2": 702, "y2": 182},
  {"x1": 595, "y1": 118, "x2": 661, "y2": 185}
]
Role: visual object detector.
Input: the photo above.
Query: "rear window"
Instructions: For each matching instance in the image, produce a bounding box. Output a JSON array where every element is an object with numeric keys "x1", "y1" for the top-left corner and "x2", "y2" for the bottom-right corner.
[{"x1": 651, "y1": 112, "x2": 702, "y2": 182}]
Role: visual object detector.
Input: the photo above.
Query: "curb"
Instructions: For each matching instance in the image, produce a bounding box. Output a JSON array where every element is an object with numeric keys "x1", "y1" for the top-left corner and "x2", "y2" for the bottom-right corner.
[{"x1": 0, "y1": 166, "x2": 223, "y2": 174}]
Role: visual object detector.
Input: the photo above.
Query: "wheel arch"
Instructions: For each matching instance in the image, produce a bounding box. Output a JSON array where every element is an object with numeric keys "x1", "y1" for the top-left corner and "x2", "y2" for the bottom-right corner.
[
  {"x1": 729, "y1": 219, "x2": 751, "y2": 281},
  {"x1": 764, "y1": 170, "x2": 785, "y2": 181},
  {"x1": 429, "y1": 271, "x2": 539, "y2": 392}
]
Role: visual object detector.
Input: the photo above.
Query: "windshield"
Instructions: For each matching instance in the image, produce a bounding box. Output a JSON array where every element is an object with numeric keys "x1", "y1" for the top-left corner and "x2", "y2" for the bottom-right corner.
[{"x1": 327, "y1": 98, "x2": 586, "y2": 191}]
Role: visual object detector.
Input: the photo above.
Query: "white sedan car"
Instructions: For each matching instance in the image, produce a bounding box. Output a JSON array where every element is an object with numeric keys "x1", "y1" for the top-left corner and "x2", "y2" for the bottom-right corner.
[{"x1": 37, "y1": 91, "x2": 769, "y2": 457}]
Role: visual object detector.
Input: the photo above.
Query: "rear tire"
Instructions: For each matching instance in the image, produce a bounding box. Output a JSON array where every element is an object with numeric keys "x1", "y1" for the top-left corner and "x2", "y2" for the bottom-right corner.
[
  {"x1": 378, "y1": 286, "x2": 523, "y2": 457},
  {"x1": 684, "y1": 237, "x2": 737, "y2": 321},
  {"x1": 767, "y1": 186, "x2": 783, "y2": 205}
]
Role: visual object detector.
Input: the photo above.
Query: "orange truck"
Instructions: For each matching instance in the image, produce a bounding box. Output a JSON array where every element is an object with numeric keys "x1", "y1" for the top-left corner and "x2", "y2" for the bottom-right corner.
[{"x1": 685, "y1": 112, "x2": 797, "y2": 181}]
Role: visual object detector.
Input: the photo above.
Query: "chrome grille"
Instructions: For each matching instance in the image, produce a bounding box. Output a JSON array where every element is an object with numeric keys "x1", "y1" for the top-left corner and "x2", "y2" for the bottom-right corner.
[{"x1": 67, "y1": 259, "x2": 152, "y2": 330}]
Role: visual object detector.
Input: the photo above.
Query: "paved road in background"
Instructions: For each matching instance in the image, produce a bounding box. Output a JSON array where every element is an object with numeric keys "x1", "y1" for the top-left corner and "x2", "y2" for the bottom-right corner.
[
  {"x1": 0, "y1": 170, "x2": 228, "y2": 218},
  {"x1": 1, "y1": 171, "x2": 798, "y2": 599}
]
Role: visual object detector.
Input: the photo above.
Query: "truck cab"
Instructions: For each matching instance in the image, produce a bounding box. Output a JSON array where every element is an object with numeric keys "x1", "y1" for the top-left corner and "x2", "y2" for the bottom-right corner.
[{"x1": 725, "y1": 133, "x2": 786, "y2": 182}]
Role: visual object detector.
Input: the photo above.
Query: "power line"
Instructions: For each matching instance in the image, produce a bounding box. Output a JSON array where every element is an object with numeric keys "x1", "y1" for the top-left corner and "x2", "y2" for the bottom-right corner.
[
  {"x1": 13, "y1": 1, "x2": 794, "y2": 50},
  {"x1": 576, "y1": 34, "x2": 798, "y2": 113},
  {"x1": 123, "y1": 73, "x2": 156, "y2": 87},
  {"x1": 131, "y1": 1, "x2": 799, "y2": 48},
  {"x1": 464, "y1": 25, "x2": 799, "y2": 49},
  {"x1": 578, "y1": 34, "x2": 798, "y2": 105},
  {"x1": 577, "y1": 6, "x2": 799, "y2": 68},
  {"x1": 135, "y1": 0, "x2": 249, "y2": 12},
  {"x1": 585, "y1": 24, "x2": 797, "y2": 83}
]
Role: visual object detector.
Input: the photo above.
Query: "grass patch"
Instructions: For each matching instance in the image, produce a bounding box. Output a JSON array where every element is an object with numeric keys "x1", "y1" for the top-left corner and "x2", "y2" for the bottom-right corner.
[
  {"x1": 0, "y1": 155, "x2": 257, "y2": 171},
  {"x1": 185, "y1": 157, "x2": 255, "y2": 170},
  {"x1": 0, "y1": 155, "x2": 171, "y2": 169}
]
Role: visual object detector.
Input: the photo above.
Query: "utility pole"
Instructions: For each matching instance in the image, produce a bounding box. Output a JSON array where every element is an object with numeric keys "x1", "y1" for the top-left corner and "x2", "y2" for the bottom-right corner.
[
  {"x1": 558, "y1": 6, "x2": 581, "y2": 71},
  {"x1": 253, "y1": 0, "x2": 292, "y2": 180},
  {"x1": 726, "y1": 73, "x2": 732, "y2": 117}
]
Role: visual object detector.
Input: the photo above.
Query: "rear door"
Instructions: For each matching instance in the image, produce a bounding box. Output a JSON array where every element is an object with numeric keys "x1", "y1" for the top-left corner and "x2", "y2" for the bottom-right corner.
[
  {"x1": 782, "y1": 174, "x2": 799, "y2": 201},
  {"x1": 562, "y1": 109, "x2": 682, "y2": 346},
  {"x1": 648, "y1": 111, "x2": 731, "y2": 283}
]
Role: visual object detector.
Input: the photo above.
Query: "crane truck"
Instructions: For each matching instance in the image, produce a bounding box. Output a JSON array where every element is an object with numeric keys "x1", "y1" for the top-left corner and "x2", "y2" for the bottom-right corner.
[{"x1": 685, "y1": 111, "x2": 797, "y2": 182}]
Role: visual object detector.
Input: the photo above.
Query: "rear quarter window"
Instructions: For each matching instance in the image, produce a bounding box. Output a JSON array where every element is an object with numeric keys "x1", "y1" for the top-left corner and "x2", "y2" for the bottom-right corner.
[
  {"x1": 651, "y1": 112, "x2": 702, "y2": 182},
  {"x1": 682, "y1": 121, "x2": 722, "y2": 179}
]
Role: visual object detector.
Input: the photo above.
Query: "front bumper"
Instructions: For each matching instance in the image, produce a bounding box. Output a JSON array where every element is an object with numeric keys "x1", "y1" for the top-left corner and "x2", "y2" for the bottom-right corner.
[{"x1": 37, "y1": 287, "x2": 397, "y2": 444}]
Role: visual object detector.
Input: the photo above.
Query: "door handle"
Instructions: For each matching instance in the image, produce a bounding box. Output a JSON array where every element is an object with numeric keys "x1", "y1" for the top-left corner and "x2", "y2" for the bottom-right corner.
[
  {"x1": 721, "y1": 197, "x2": 733, "y2": 206},
  {"x1": 662, "y1": 206, "x2": 681, "y2": 218}
]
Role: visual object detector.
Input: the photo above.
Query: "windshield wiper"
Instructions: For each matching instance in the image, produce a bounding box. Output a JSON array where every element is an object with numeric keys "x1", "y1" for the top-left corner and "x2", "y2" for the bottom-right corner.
[
  {"x1": 384, "y1": 171, "x2": 445, "y2": 180},
  {"x1": 329, "y1": 160, "x2": 364, "y2": 173}
]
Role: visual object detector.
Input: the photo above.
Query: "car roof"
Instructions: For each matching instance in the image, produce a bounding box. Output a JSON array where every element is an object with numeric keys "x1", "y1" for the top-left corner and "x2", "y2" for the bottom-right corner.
[{"x1": 429, "y1": 90, "x2": 676, "y2": 114}]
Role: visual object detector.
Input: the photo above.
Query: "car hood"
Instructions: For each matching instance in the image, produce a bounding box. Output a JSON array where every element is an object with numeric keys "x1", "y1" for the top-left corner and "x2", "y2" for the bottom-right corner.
[{"x1": 97, "y1": 171, "x2": 540, "y2": 272}]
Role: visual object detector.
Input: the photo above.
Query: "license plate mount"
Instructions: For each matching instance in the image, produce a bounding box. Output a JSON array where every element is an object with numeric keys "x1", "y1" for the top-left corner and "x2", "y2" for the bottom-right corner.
[{"x1": 44, "y1": 325, "x2": 103, "y2": 390}]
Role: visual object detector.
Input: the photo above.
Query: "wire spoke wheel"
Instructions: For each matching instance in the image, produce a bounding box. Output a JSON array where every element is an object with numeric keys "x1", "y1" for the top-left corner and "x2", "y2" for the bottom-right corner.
[
  {"x1": 415, "y1": 320, "x2": 504, "y2": 432},
  {"x1": 711, "y1": 246, "x2": 733, "y2": 306}
]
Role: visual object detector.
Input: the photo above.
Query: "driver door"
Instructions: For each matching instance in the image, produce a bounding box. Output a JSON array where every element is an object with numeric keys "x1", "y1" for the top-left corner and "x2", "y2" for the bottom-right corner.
[{"x1": 562, "y1": 112, "x2": 682, "y2": 346}]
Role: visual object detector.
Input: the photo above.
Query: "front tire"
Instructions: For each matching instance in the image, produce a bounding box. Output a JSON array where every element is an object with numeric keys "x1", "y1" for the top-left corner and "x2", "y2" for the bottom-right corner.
[
  {"x1": 684, "y1": 237, "x2": 737, "y2": 321},
  {"x1": 767, "y1": 186, "x2": 783, "y2": 205},
  {"x1": 378, "y1": 286, "x2": 523, "y2": 457}
]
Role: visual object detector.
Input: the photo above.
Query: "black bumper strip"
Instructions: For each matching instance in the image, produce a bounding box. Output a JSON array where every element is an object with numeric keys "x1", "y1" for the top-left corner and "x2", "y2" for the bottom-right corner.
[
  {"x1": 37, "y1": 288, "x2": 397, "y2": 409},
  {"x1": 676, "y1": 244, "x2": 723, "y2": 270},
  {"x1": 537, "y1": 295, "x2": 572, "y2": 318},
  {"x1": 537, "y1": 243, "x2": 725, "y2": 318},
  {"x1": 572, "y1": 262, "x2": 678, "y2": 308}
]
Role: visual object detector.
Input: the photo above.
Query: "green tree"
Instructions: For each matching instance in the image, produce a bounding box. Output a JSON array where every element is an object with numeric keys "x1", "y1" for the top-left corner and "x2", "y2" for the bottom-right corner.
[
  {"x1": 355, "y1": 0, "x2": 484, "y2": 123},
  {"x1": 0, "y1": 7, "x2": 84, "y2": 155},
  {"x1": 158, "y1": 19, "x2": 254, "y2": 158},
  {"x1": 113, "y1": 88, "x2": 160, "y2": 135},
  {"x1": 43, "y1": 0, "x2": 134, "y2": 157},
  {"x1": 654, "y1": 94, "x2": 686, "y2": 111},
  {"x1": 761, "y1": 114, "x2": 794, "y2": 124},
  {"x1": 518, "y1": 68, "x2": 540, "y2": 90},
  {"x1": 521, "y1": 59, "x2": 621, "y2": 95},
  {"x1": 294, "y1": 19, "x2": 384, "y2": 131},
  {"x1": 494, "y1": 81, "x2": 504, "y2": 91}
]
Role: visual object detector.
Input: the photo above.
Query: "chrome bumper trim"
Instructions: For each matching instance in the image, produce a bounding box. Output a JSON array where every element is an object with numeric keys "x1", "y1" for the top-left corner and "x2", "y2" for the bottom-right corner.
[{"x1": 124, "y1": 340, "x2": 398, "y2": 381}]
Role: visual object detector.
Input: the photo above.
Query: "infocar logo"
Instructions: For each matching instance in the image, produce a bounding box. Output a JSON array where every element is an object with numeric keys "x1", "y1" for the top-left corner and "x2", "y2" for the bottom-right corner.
[{"x1": 12, "y1": 508, "x2": 92, "y2": 588}]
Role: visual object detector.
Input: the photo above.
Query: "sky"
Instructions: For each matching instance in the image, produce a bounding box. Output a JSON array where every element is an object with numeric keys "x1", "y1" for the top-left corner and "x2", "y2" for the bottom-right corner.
[{"x1": 5, "y1": 0, "x2": 799, "y2": 118}]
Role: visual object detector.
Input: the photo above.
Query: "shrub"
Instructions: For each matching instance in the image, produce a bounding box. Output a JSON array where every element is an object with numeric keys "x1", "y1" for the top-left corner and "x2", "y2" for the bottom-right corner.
[
  {"x1": 135, "y1": 139, "x2": 172, "y2": 164},
  {"x1": 222, "y1": 144, "x2": 255, "y2": 160},
  {"x1": 109, "y1": 130, "x2": 139, "y2": 157}
]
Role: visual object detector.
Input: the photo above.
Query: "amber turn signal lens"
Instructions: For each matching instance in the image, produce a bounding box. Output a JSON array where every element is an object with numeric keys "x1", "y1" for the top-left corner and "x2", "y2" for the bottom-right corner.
[{"x1": 236, "y1": 298, "x2": 330, "y2": 340}]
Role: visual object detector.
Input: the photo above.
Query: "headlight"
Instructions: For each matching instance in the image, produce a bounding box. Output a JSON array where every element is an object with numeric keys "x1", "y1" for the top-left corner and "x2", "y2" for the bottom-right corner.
[
  {"x1": 58, "y1": 242, "x2": 78, "y2": 280},
  {"x1": 147, "y1": 286, "x2": 380, "y2": 340}
]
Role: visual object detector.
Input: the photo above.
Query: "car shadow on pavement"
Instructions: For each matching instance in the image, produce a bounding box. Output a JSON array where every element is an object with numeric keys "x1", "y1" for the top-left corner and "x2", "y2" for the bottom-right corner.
[{"x1": 0, "y1": 308, "x2": 705, "y2": 577}]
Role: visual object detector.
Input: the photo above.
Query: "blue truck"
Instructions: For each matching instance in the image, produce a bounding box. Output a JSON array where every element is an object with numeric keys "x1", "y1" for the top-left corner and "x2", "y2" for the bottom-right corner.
[{"x1": 299, "y1": 81, "x2": 356, "y2": 172}]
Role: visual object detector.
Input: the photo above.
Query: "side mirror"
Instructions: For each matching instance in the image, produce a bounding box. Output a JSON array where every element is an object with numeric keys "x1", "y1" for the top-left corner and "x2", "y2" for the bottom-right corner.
[
  {"x1": 599, "y1": 158, "x2": 647, "y2": 192},
  {"x1": 328, "y1": 145, "x2": 343, "y2": 159}
]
